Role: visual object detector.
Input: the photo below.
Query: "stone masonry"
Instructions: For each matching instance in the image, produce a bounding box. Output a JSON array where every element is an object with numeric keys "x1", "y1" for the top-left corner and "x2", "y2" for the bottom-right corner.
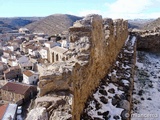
[
  {"x1": 81, "y1": 35, "x2": 136, "y2": 120},
  {"x1": 36, "y1": 14, "x2": 128, "y2": 120},
  {"x1": 133, "y1": 31, "x2": 160, "y2": 52}
]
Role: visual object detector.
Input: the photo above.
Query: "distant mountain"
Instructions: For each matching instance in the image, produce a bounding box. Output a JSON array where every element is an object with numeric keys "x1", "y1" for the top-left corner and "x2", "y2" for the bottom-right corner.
[
  {"x1": 128, "y1": 19, "x2": 154, "y2": 29},
  {"x1": 0, "y1": 21, "x2": 15, "y2": 33},
  {"x1": 0, "y1": 17, "x2": 43, "y2": 33},
  {"x1": 0, "y1": 17, "x2": 43, "y2": 29},
  {"x1": 143, "y1": 17, "x2": 160, "y2": 30},
  {"x1": 25, "y1": 14, "x2": 82, "y2": 36}
]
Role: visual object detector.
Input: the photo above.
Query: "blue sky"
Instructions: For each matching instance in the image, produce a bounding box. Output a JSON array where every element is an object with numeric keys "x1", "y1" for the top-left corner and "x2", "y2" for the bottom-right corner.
[{"x1": 0, "y1": 0, "x2": 160, "y2": 19}]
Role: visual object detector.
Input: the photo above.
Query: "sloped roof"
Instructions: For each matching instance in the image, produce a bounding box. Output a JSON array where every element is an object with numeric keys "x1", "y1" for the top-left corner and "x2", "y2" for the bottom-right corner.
[
  {"x1": 2, "y1": 104, "x2": 17, "y2": 120},
  {"x1": 41, "y1": 47, "x2": 49, "y2": 51},
  {"x1": 51, "y1": 46, "x2": 68, "y2": 54},
  {"x1": 20, "y1": 62, "x2": 32, "y2": 67},
  {"x1": 0, "y1": 104, "x2": 8, "y2": 120},
  {"x1": 1, "y1": 82, "x2": 31, "y2": 95},
  {"x1": 3, "y1": 66, "x2": 20, "y2": 74},
  {"x1": 23, "y1": 70, "x2": 34, "y2": 77}
]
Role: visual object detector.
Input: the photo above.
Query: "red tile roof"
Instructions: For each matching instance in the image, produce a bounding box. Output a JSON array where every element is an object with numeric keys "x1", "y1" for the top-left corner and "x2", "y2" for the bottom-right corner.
[
  {"x1": 0, "y1": 104, "x2": 8, "y2": 119},
  {"x1": 1, "y1": 82, "x2": 31, "y2": 95},
  {"x1": 23, "y1": 70, "x2": 34, "y2": 77}
]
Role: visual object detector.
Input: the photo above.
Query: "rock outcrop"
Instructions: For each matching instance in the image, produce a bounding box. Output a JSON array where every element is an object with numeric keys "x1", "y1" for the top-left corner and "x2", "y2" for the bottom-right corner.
[
  {"x1": 36, "y1": 14, "x2": 128, "y2": 120},
  {"x1": 26, "y1": 107, "x2": 48, "y2": 120},
  {"x1": 27, "y1": 91, "x2": 72, "y2": 120}
]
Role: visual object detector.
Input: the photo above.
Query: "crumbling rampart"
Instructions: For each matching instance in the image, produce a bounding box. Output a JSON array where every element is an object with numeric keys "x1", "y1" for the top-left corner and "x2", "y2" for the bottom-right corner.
[
  {"x1": 132, "y1": 31, "x2": 160, "y2": 51},
  {"x1": 37, "y1": 14, "x2": 128, "y2": 120}
]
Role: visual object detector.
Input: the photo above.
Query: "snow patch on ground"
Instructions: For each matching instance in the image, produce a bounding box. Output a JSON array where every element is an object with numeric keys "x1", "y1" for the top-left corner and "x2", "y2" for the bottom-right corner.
[
  {"x1": 87, "y1": 83, "x2": 124, "y2": 120},
  {"x1": 132, "y1": 51, "x2": 160, "y2": 120}
]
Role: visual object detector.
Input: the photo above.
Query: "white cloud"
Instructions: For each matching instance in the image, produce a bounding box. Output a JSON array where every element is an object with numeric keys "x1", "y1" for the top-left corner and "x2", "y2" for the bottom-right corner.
[
  {"x1": 104, "y1": 0, "x2": 160, "y2": 19},
  {"x1": 76, "y1": 0, "x2": 160, "y2": 19},
  {"x1": 78, "y1": 10, "x2": 102, "y2": 17},
  {"x1": 106, "y1": 0, "x2": 151, "y2": 14}
]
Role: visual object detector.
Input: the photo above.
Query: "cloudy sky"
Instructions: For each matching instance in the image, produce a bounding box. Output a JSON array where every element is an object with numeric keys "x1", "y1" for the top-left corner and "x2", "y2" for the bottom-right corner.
[{"x1": 0, "y1": 0, "x2": 160, "y2": 19}]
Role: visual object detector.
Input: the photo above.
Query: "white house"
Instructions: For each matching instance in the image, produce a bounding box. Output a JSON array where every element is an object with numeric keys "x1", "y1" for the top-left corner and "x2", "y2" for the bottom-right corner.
[
  {"x1": 7, "y1": 45, "x2": 18, "y2": 51},
  {"x1": 23, "y1": 70, "x2": 39, "y2": 85},
  {"x1": 8, "y1": 59, "x2": 18, "y2": 66},
  {"x1": 39, "y1": 47, "x2": 49, "y2": 59},
  {"x1": 7, "y1": 46, "x2": 15, "y2": 51},
  {"x1": 1, "y1": 50, "x2": 13, "y2": 64},
  {"x1": 50, "y1": 46, "x2": 68, "y2": 63},
  {"x1": 33, "y1": 37, "x2": 48, "y2": 43},
  {"x1": 3, "y1": 50, "x2": 12, "y2": 57},
  {"x1": 58, "y1": 40, "x2": 69, "y2": 48},
  {"x1": 19, "y1": 62, "x2": 33, "y2": 72},
  {"x1": 2, "y1": 46, "x2": 10, "y2": 51},
  {"x1": 44, "y1": 41, "x2": 60, "y2": 48},
  {"x1": 8, "y1": 55, "x2": 29, "y2": 67},
  {"x1": 17, "y1": 55, "x2": 29, "y2": 64},
  {"x1": 28, "y1": 47, "x2": 39, "y2": 57},
  {"x1": 19, "y1": 28, "x2": 30, "y2": 34},
  {"x1": 11, "y1": 55, "x2": 29, "y2": 63},
  {"x1": 1, "y1": 56, "x2": 8, "y2": 64}
]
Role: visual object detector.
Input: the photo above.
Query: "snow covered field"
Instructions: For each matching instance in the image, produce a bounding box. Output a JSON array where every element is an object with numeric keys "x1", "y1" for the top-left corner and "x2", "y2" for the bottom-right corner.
[{"x1": 132, "y1": 51, "x2": 160, "y2": 120}]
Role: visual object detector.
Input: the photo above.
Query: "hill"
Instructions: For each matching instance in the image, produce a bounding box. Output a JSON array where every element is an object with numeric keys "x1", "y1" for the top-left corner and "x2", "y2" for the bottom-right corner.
[
  {"x1": 0, "y1": 17, "x2": 43, "y2": 33},
  {"x1": 0, "y1": 21, "x2": 15, "y2": 33},
  {"x1": 143, "y1": 17, "x2": 160, "y2": 30},
  {"x1": 25, "y1": 14, "x2": 82, "y2": 36},
  {"x1": 128, "y1": 19, "x2": 154, "y2": 29}
]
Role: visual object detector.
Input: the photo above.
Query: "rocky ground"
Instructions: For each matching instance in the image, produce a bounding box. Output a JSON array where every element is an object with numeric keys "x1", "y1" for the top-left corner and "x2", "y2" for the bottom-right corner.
[
  {"x1": 26, "y1": 91, "x2": 72, "y2": 120},
  {"x1": 132, "y1": 51, "x2": 160, "y2": 120},
  {"x1": 81, "y1": 36, "x2": 136, "y2": 120}
]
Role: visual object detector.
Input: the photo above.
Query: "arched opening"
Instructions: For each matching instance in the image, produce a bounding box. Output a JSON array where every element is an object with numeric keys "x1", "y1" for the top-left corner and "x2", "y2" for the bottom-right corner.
[
  {"x1": 52, "y1": 52, "x2": 54, "y2": 62},
  {"x1": 62, "y1": 57, "x2": 65, "y2": 61},
  {"x1": 56, "y1": 54, "x2": 59, "y2": 61}
]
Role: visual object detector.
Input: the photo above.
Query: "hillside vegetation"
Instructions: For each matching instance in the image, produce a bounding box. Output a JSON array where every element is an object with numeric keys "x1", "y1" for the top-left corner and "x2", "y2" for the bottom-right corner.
[{"x1": 25, "y1": 14, "x2": 82, "y2": 35}]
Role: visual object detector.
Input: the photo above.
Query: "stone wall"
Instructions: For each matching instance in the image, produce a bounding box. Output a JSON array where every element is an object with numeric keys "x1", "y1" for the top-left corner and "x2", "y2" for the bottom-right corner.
[
  {"x1": 70, "y1": 15, "x2": 128, "y2": 120},
  {"x1": 136, "y1": 32, "x2": 160, "y2": 51},
  {"x1": 81, "y1": 35, "x2": 136, "y2": 120},
  {"x1": 38, "y1": 14, "x2": 128, "y2": 120}
]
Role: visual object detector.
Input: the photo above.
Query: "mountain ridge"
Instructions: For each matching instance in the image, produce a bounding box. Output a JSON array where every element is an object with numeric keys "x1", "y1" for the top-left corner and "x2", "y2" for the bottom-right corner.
[
  {"x1": 25, "y1": 14, "x2": 82, "y2": 35},
  {"x1": 143, "y1": 17, "x2": 160, "y2": 30}
]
